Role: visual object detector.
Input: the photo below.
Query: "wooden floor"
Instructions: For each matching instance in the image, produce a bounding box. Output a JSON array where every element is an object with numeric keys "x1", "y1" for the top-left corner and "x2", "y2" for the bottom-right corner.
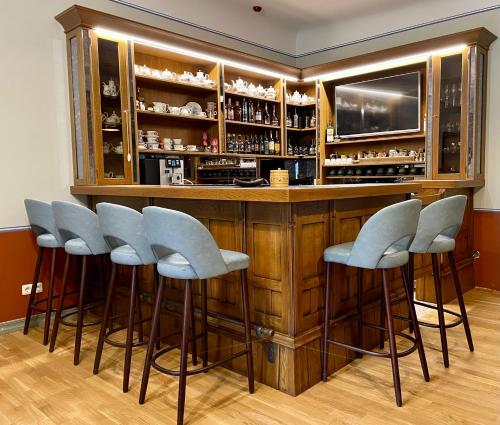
[{"x1": 0, "y1": 288, "x2": 499, "y2": 425}]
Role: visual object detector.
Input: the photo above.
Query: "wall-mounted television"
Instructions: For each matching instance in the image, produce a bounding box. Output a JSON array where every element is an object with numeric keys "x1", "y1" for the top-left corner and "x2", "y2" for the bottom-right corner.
[{"x1": 335, "y1": 71, "x2": 421, "y2": 138}]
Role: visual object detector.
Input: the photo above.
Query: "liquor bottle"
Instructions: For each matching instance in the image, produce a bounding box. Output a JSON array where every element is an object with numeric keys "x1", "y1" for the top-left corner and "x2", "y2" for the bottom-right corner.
[
  {"x1": 310, "y1": 110, "x2": 316, "y2": 127},
  {"x1": 293, "y1": 108, "x2": 299, "y2": 128},
  {"x1": 305, "y1": 114, "x2": 310, "y2": 129},
  {"x1": 248, "y1": 100, "x2": 255, "y2": 123},
  {"x1": 253, "y1": 134, "x2": 259, "y2": 153},
  {"x1": 269, "y1": 131, "x2": 275, "y2": 155},
  {"x1": 264, "y1": 132, "x2": 270, "y2": 155},
  {"x1": 326, "y1": 120, "x2": 334, "y2": 143},
  {"x1": 293, "y1": 144, "x2": 299, "y2": 155},
  {"x1": 259, "y1": 135, "x2": 265, "y2": 154},
  {"x1": 287, "y1": 139, "x2": 293, "y2": 156},
  {"x1": 271, "y1": 105, "x2": 279, "y2": 126},
  {"x1": 239, "y1": 134, "x2": 244, "y2": 153},
  {"x1": 242, "y1": 98, "x2": 248, "y2": 122},
  {"x1": 286, "y1": 111, "x2": 292, "y2": 128},
  {"x1": 245, "y1": 135, "x2": 252, "y2": 153},
  {"x1": 274, "y1": 130, "x2": 281, "y2": 155},
  {"x1": 226, "y1": 134, "x2": 232, "y2": 153},
  {"x1": 264, "y1": 103, "x2": 271, "y2": 125},
  {"x1": 227, "y1": 98, "x2": 234, "y2": 121},
  {"x1": 255, "y1": 102, "x2": 263, "y2": 124},
  {"x1": 234, "y1": 100, "x2": 241, "y2": 121},
  {"x1": 309, "y1": 139, "x2": 316, "y2": 156}
]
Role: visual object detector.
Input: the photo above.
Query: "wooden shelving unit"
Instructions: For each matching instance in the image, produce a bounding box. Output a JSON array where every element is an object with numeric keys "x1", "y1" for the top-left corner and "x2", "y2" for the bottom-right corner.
[
  {"x1": 135, "y1": 74, "x2": 217, "y2": 93},
  {"x1": 226, "y1": 120, "x2": 280, "y2": 130},
  {"x1": 137, "y1": 110, "x2": 218, "y2": 123},
  {"x1": 224, "y1": 90, "x2": 280, "y2": 104}
]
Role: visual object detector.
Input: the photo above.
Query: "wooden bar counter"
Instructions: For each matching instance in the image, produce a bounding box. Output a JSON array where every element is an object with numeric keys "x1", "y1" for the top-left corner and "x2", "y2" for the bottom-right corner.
[{"x1": 71, "y1": 182, "x2": 473, "y2": 396}]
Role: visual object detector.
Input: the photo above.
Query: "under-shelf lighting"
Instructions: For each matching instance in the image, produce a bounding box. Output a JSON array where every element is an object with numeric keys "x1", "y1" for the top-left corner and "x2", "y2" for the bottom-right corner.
[
  {"x1": 303, "y1": 43, "x2": 467, "y2": 82},
  {"x1": 94, "y1": 27, "x2": 298, "y2": 81}
]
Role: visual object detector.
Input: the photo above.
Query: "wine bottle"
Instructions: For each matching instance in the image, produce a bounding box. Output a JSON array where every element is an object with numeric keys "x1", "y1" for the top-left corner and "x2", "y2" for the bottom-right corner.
[
  {"x1": 326, "y1": 120, "x2": 334, "y2": 143},
  {"x1": 272, "y1": 105, "x2": 279, "y2": 126},
  {"x1": 310, "y1": 110, "x2": 316, "y2": 127},
  {"x1": 309, "y1": 139, "x2": 315, "y2": 156},
  {"x1": 226, "y1": 134, "x2": 232, "y2": 153},
  {"x1": 245, "y1": 135, "x2": 251, "y2": 153},
  {"x1": 274, "y1": 130, "x2": 281, "y2": 155},
  {"x1": 248, "y1": 100, "x2": 254, "y2": 123},
  {"x1": 254, "y1": 134, "x2": 259, "y2": 153},
  {"x1": 264, "y1": 103, "x2": 271, "y2": 125},
  {"x1": 242, "y1": 98, "x2": 248, "y2": 122},
  {"x1": 287, "y1": 139, "x2": 293, "y2": 156},
  {"x1": 264, "y1": 132, "x2": 270, "y2": 155},
  {"x1": 228, "y1": 98, "x2": 234, "y2": 121},
  {"x1": 293, "y1": 108, "x2": 299, "y2": 128},
  {"x1": 259, "y1": 135, "x2": 265, "y2": 154},
  {"x1": 269, "y1": 131, "x2": 275, "y2": 155},
  {"x1": 305, "y1": 114, "x2": 310, "y2": 129},
  {"x1": 286, "y1": 111, "x2": 292, "y2": 127},
  {"x1": 234, "y1": 100, "x2": 241, "y2": 121},
  {"x1": 255, "y1": 102, "x2": 262, "y2": 124}
]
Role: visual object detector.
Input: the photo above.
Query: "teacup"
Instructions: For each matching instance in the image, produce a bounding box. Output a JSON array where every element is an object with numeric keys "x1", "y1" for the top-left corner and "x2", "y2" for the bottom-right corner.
[
  {"x1": 163, "y1": 138, "x2": 173, "y2": 150},
  {"x1": 173, "y1": 138, "x2": 182, "y2": 145},
  {"x1": 147, "y1": 142, "x2": 159, "y2": 150},
  {"x1": 168, "y1": 106, "x2": 180, "y2": 115},
  {"x1": 179, "y1": 106, "x2": 193, "y2": 115},
  {"x1": 197, "y1": 111, "x2": 207, "y2": 117},
  {"x1": 147, "y1": 130, "x2": 159, "y2": 136}
]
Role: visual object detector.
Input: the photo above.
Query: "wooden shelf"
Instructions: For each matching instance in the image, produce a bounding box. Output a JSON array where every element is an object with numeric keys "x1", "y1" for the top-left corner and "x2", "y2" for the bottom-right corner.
[
  {"x1": 137, "y1": 110, "x2": 218, "y2": 123},
  {"x1": 224, "y1": 90, "x2": 281, "y2": 104},
  {"x1": 225, "y1": 120, "x2": 281, "y2": 130},
  {"x1": 284, "y1": 155, "x2": 316, "y2": 159},
  {"x1": 102, "y1": 128, "x2": 121, "y2": 132},
  {"x1": 286, "y1": 101, "x2": 316, "y2": 107},
  {"x1": 140, "y1": 149, "x2": 219, "y2": 156},
  {"x1": 223, "y1": 152, "x2": 283, "y2": 159},
  {"x1": 325, "y1": 133, "x2": 425, "y2": 146},
  {"x1": 286, "y1": 127, "x2": 316, "y2": 132},
  {"x1": 135, "y1": 74, "x2": 217, "y2": 93},
  {"x1": 325, "y1": 175, "x2": 417, "y2": 179},
  {"x1": 323, "y1": 160, "x2": 425, "y2": 168}
]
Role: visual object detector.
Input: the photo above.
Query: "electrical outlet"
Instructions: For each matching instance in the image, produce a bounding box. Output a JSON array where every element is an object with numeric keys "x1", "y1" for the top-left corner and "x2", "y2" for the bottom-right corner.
[{"x1": 21, "y1": 282, "x2": 43, "y2": 296}]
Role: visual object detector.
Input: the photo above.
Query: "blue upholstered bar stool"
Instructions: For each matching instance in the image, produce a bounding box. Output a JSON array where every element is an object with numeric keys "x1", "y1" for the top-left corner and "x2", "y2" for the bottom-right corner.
[
  {"x1": 321, "y1": 199, "x2": 429, "y2": 407},
  {"x1": 408, "y1": 195, "x2": 474, "y2": 368},
  {"x1": 23, "y1": 199, "x2": 65, "y2": 345},
  {"x1": 93, "y1": 202, "x2": 158, "y2": 393},
  {"x1": 139, "y1": 206, "x2": 254, "y2": 425},
  {"x1": 49, "y1": 201, "x2": 110, "y2": 365}
]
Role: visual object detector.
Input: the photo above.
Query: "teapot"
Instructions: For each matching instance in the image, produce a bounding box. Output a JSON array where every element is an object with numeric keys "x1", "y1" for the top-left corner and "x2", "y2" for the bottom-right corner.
[
  {"x1": 113, "y1": 141, "x2": 124, "y2": 155},
  {"x1": 103, "y1": 142, "x2": 112, "y2": 154},
  {"x1": 102, "y1": 79, "x2": 119, "y2": 97},
  {"x1": 291, "y1": 90, "x2": 301, "y2": 102},
  {"x1": 195, "y1": 70, "x2": 209, "y2": 82},
  {"x1": 179, "y1": 71, "x2": 194, "y2": 82},
  {"x1": 231, "y1": 76, "x2": 248, "y2": 93},
  {"x1": 301, "y1": 93, "x2": 310, "y2": 104},
  {"x1": 179, "y1": 105, "x2": 193, "y2": 115},
  {"x1": 102, "y1": 110, "x2": 121, "y2": 128},
  {"x1": 161, "y1": 69, "x2": 177, "y2": 80},
  {"x1": 265, "y1": 86, "x2": 277, "y2": 99},
  {"x1": 247, "y1": 83, "x2": 257, "y2": 95},
  {"x1": 255, "y1": 84, "x2": 266, "y2": 97}
]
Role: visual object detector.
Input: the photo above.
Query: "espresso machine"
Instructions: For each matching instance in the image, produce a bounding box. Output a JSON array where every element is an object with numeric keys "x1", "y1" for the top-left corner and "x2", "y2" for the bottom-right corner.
[{"x1": 160, "y1": 157, "x2": 184, "y2": 185}]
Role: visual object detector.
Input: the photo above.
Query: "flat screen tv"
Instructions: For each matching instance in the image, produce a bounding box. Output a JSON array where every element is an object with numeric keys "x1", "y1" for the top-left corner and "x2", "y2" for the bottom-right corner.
[{"x1": 335, "y1": 71, "x2": 421, "y2": 138}]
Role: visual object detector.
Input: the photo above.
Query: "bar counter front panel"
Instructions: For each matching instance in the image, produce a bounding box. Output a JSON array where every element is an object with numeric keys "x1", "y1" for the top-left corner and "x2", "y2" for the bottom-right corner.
[{"x1": 73, "y1": 183, "x2": 475, "y2": 395}]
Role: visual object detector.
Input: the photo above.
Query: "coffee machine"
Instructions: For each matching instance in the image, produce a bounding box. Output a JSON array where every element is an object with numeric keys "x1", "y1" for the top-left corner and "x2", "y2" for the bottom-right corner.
[{"x1": 160, "y1": 157, "x2": 184, "y2": 185}]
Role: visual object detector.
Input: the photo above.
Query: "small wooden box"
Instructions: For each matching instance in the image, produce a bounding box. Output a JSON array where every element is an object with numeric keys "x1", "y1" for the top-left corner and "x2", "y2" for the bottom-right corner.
[{"x1": 270, "y1": 169, "x2": 289, "y2": 187}]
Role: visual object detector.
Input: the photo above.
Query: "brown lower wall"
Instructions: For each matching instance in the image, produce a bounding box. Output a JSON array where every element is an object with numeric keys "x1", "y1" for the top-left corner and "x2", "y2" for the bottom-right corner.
[{"x1": 473, "y1": 209, "x2": 500, "y2": 291}]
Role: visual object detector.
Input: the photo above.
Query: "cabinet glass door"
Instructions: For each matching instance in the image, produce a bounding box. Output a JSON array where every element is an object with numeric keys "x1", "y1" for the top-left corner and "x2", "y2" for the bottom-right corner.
[
  {"x1": 94, "y1": 35, "x2": 131, "y2": 184},
  {"x1": 436, "y1": 53, "x2": 465, "y2": 176}
]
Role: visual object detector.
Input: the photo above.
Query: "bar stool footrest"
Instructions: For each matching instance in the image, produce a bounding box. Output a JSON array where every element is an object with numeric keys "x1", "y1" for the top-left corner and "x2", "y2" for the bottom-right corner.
[
  {"x1": 103, "y1": 316, "x2": 153, "y2": 348},
  {"x1": 30, "y1": 291, "x2": 79, "y2": 312},
  {"x1": 60, "y1": 303, "x2": 102, "y2": 327},
  {"x1": 413, "y1": 300, "x2": 464, "y2": 328}
]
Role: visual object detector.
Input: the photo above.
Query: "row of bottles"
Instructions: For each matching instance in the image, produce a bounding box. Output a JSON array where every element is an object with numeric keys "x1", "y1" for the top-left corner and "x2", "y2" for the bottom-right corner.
[
  {"x1": 225, "y1": 98, "x2": 279, "y2": 126},
  {"x1": 286, "y1": 108, "x2": 316, "y2": 129},
  {"x1": 226, "y1": 132, "x2": 281, "y2": 155},
  {"x1": 287, "y1": 139, "x2": 316, "y2": 156}
]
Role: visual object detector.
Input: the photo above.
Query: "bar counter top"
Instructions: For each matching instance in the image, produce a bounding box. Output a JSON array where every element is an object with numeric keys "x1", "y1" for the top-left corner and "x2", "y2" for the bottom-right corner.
[{"x1": 71, "y1": 182, "x2": 422, "y2": 203}]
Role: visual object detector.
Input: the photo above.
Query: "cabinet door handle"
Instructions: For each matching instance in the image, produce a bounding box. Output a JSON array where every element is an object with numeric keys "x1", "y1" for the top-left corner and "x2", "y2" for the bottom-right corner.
[{"x1": 124, "y1": 109, "x2": 132, "y2": 162}]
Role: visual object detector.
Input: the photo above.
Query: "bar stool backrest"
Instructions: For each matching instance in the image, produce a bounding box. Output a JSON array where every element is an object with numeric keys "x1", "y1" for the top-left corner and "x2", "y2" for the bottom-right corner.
[
  {"x1": 143, "y1": 206, "x2": 228, "y2": 279},
  {"x1": 409, "y1": 195, "x2": 467, "y2": 254},
  {"x1": 24, "y1": 199, "x2": 63, "y2": 245},
  {"x1": 348, "y1": 199, "x2": 422, "y2": 269},
  {"x1": 96, "y1": 202, "x2": 156, "y2": 265},
  {"x1": 52, "y1": 201, "x2": 110, "y2": 255}
]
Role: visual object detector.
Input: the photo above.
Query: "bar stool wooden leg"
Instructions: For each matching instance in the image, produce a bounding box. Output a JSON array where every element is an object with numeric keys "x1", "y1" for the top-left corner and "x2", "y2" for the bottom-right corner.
[
  {"x1": 190, "y1": 287, "x2": 198, "y2": 366},
  {"x1": 135, "y1": 277, "x2": 145, "y2": 344},
  {"x1": 431, "y1": 253, "x2": 449, "y2": 368},
  {"x1": 201, "y1": 279, "x2": 208, "y2": 367},
  {"x1": 382, "y1": 270, "x2": 402, "y2": 407},
  {"x1": 356, "y1": 268, "x2": 363, "y2": 358},
  {"x1": 42, "y1": 248, "x2": 57, "y2": 345},
  {"x1": 24, "y1": 247, "x2": 45, "y2": 335},
  {"x1": 152, "y1": 271, "x2": 161, "y2": 349},
  {"x1": 448, "y1": 251, "x2": 474, "y2": 352},
  {"x1": 139, "y1": 276, "x2": 165, "y2": 404},
  {"x1": 321, "y1": 262, "x2": 332, "y2": 382},
  {"x1": 178, "y1": 279, "x2": 192, "y2": 425},
  {"x1": 241, "y1": 269, "x2": 255, "y2": 393},
  {"x1": 408, "y1": 253, "x2": 415, "y2": 334},
  {"x1": 400, "y1": 266, "x2": 430, "y2": 382},
  {"x1": 124, "y1": 265, "x2": 138, "y2": 393},
  {"x1": 74, "y1": 256, "x2": 88, "y2": 365},
  {"x1": 94, "y1": 263, "x2": 117, "y2": 374},
  {"x1": 379, "y1": 281, "x2": 385, "y2": 349},
  {"x1": 49, "y1": 254, "x2": 71, "y2": 352}
]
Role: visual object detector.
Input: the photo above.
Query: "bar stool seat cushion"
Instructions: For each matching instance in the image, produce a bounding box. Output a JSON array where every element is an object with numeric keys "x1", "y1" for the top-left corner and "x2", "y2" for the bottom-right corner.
[
  {"x1": 426, "y1": 235, "x2": 455, "y2": 254},
  {"x1": 324, "y1": 242, "x2": 409, "y2": 269},
  {"x1": 37, "y1": 233, "x2": 62, "y2": 249},
  {"x1": 65, "y1": 238, "x2": 92, "y2": 256},
  {"x1": 157, "y1": 249, "x2": 249, "y2": 280},
  {"x1": 110, "y1": 244, "x2": 144, "y2": 266}
]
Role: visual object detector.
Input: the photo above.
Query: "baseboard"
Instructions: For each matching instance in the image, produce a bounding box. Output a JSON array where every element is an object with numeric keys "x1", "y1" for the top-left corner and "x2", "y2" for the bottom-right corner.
[{"x1": 0, "y1": 308, "x2": 78, "y2": 335}]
